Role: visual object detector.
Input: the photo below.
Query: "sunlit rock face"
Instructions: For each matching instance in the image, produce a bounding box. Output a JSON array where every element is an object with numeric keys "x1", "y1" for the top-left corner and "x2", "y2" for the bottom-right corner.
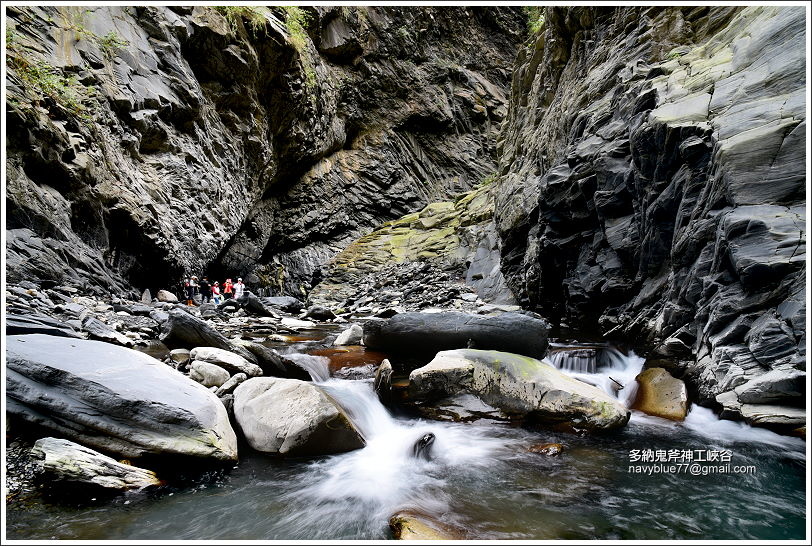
[
  {"x1": 5, "y1": 5, "x2": 524, "y2": 297},
  {"x1": 494, "y1": 6, "x2": 806, "y2": 426}
]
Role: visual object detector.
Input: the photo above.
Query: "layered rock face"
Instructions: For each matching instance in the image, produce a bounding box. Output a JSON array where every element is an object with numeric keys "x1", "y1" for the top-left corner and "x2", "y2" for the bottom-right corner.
[
  {"x1": 6, "y1": 5, "x2": 523, "y2": 296},
  {"x1": 495, "y1": 6, "x2": 806, "y2": 425}
]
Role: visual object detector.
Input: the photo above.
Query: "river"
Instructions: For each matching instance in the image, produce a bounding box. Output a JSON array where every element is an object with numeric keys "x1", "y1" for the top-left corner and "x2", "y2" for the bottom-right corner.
[{"x1": 5, "y1": 333, "x2": 806, "y2": 540}]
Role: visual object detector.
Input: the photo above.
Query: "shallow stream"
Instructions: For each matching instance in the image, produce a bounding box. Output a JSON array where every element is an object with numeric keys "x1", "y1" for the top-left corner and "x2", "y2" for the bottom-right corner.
[{"x1": 6, "y1": 330, "x2": 806, "y2": 540}]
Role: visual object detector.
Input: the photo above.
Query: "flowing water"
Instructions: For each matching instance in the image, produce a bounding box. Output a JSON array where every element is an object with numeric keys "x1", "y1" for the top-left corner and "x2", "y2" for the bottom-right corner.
[{"x1": 6, "y1": 343, "x2": 806, "y2": 540}]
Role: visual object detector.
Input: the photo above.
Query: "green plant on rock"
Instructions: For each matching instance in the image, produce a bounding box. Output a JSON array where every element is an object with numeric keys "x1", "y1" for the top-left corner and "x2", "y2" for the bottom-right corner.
[
  {"x1": 9, "y1": 56, "x2": 88, "y2": 117},
  {"x1": 524, "y1": 6, "x2": 545, "y2": 35},
  {"x1": 213, "y1": 5, "x2": 271, "y2": 36},
  {"x1": 280, "y1": 7, "x2": 317, "y2": 93},
  {"x1": 97, "y1": 31, "x2": 129, "y2": 57}
]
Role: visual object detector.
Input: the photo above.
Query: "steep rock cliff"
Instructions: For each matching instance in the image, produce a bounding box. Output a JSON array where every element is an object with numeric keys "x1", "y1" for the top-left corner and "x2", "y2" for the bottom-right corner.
[
  {"x1": 495, "y1": 6, "x2": 806, "y2": 427},
  {"x1": 5, "y1": 5, "x2": 523, "y2": 296}
]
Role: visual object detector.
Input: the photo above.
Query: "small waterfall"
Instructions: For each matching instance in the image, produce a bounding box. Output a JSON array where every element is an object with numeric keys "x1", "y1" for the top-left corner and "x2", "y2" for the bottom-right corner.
[
  {"x1": 548, "y1": 348, "x2": 598, "y2": 373},
  {"x1": 318, "y1": 379, "x2": 395, "y2": 440},
  {"x1": 548, "y1": 347, "x2": 644, "y2": 407},
  {"x1": 285, "y1": 353, "x2": 331, "y2": 382}
]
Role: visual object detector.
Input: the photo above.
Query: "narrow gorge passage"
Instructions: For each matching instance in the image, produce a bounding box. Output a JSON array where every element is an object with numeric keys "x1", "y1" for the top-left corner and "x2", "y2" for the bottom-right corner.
[{"x1": 3, "y1": 3, "x2": 807, "y2": 543}]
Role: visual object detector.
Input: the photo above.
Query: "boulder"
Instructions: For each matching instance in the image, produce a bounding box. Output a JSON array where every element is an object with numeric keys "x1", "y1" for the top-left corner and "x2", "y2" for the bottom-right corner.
[
  {"x1": 238, "y1": 291, "x2": 279, "y2": 317},
  {"x1": 334, "y1": 324, "x2": 363, "y2": 346},
  {"x1": 169, "y1": 348, "x2": 191, "y2": 368},
  {"x1": 281, "y1": 317, "x2": 316, "y2": 329},
  {"x1": 156, "y1": 290, "x2": 179, "y2": 303},
  {"x1": 141, "y1": 289, "x2": 152, "y2": 303},
  {"x1": 389, "y1": 511, "x2": 461, "y2": 540},
  {"x1": 31, "y1": 437, "x2": 161, "y2": 492},
  {"x1": 6, "y1": 313, "x2": 82, "y2": 338},
  {"x1": 231, "y1": 340, "x2": 311, "y2": 381},
  {"x1": 233, "y1": 377, "x2": 365, "y2": 456},
  {"x1": 215, "y1": 373, "x2": 248, "y2": 397},
  {"x1": 81, "y1": 316, "x2": 134, "y2": 347},
  {"x1": 631, "y1": 368, "x2": 689, "y2": 421},
  {"x1": 409, "y1": 349, "x2": 630, "y2": 431},
  {"x1": 189, "y1": 361, "x2": 231, "y2": 388},
  {"x1": 305, "y1": 306, "x2": 336, "y2": 321},
  {"x1": 373, "y1": 359, "x2": 394, "y2": 405},
  {"x1": 159, "y1": 309, "x2": 255, "y2": 361},
  {"x1": 189, "y1": 347, "x2": 263, "y2": 377},
  {"x1": 528, "y1": 443, "x2": 564, "y2": 456},
  {"x1": 6, "y1": 335, "x2": 238, "y2": 461},
  {"x1": 364, "y1": 312, "x2": 550, "y2": 360},
  {"x1": 262, "y1": 296, "x2": 303, "y2": 313}
]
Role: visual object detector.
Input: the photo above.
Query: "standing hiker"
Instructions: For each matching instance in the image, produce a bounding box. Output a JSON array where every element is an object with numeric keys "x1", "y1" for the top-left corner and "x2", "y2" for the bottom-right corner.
[{"x1": 234, "y1": 277, "x2": 246, "y2": 300}]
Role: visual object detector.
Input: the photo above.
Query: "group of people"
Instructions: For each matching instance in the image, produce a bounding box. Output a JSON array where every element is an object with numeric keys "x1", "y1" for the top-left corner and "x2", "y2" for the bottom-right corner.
[{"x1": 183, "y1": 276, "x2": 245, "y2": 306}]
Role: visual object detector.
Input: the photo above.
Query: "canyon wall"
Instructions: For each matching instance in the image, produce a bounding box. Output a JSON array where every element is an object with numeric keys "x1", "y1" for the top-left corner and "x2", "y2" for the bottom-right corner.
[
  {"x1": 495, "y1": 6, "x2": 806, "y2": 426},
  {"x1": 5, "y1": 5, "x2": 523, "y2": 296}
]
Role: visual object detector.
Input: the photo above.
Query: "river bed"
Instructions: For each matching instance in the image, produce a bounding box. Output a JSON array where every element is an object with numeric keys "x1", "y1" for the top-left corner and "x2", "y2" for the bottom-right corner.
[{"x1": 5, "y1": 330, "x2": 806, "y2": 540}]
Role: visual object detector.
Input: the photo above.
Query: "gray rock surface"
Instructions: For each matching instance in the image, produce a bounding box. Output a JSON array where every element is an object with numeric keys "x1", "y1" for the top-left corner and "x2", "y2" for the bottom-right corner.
[
  {"x1": 81, "y1": 316, "x2": 134, "y2": 347},
  {"x1": 6, "y1": 334, "x2": 238, "y2": 461},
  {"x1": 6, "y1": 313, "x2": 82, "y2": 338},
  {"x1": 334, "y1": 324, "x2": 363, "y2": 346},
  {"x1": 364, "y1": 311, "x2": 550, "y2": 361},
  {"x1": 233, "y1": 377, "x2": 365, "y2": 456},
  {"x1": 409, "y1": 349, "x2": 630, "y2": 431},
  {"x1": 493, "y1": 6, "x2": 806, "y2": 425},
  {"x1": 189, "y1": 346, "x2": 263, "y2": 377},
  {"x1": 189, "y1": 361, "x2": 231, "y2": 388},
  {"x1": 159, "y1": 309, "x2": 254, "y2": 362},
  {"x1": 31, "y1": 437, "x2": 161, "y2": 492},
  {"x1": 157, "y1": 290, "x2": 179, "y2": 303}
]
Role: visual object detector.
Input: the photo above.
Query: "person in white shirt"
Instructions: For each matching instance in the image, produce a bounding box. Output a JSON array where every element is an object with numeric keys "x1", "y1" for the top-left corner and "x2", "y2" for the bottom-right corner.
[{"x1": 233, "y1": 278, "x2": 245, "y2": 300}]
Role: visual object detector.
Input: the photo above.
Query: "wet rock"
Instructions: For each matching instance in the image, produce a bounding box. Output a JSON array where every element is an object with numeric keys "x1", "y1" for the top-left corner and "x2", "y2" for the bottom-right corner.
[
  {"x1": 281, "y1": 317, "x2": 316, "y2": 329},
  {"x1": 189, "y1": 361, "x2": 231, "y2": 388},
  {"x1": 739, "y1": 404, "x2": 805, "y2": 428},
  {"x1": 409, "y1": 349, "x2": 630, "y2": 431},
  {"x1": 373, "y1": 359, "x2": 394, "y2": 405},
  {"x1": 389, "y1": 510, "x2": 461, "y2": 540},
  {"x1": 231, "y1": 340, "x2": 312, "y2": 381},
  {"x1": 334, "y1": 324, "x2": 363, "y2": 346},
  {"x1": 233, "y1": 377, "x2": 365, "y2": 456},
  {"x1": 157, "y1": 290, "x2": 178, "y2": 303},
  {"x1": 416, "y1": 393, "x2": 511, "y2": 423},
  {"x1": 6, "y1": 313, "x2": 82, "y2": 338},
  {"x1": 632, "y1": 368, "x2": 689, "y2": 421},
  {"x1": 189, "y1": 347, "x2": 263, "y2": 377},
  {"x1": 31, "y1": 437, "x2": 161, "y2": 492},
  {"x1": 364, "y1": 311, "x2": 550, "y2": 360},
  {"x1": 6, "y1": 335, "x2": 238, "y2": 461},
  {"x1": 529, "y1": 443, "x2": 564, "y2": 456},
  {"x1": 141, "y1": 289, "x2": 152, "y2": 304}
]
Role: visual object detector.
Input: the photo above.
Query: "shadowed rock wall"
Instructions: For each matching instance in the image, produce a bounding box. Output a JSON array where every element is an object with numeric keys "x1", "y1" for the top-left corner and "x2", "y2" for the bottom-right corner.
[
  {"x1": 5, "y1": 5, "x2": 524, "y2": 296},
  {"x1": 495, "y1": 6, "x2": 806, "y2": 426}
]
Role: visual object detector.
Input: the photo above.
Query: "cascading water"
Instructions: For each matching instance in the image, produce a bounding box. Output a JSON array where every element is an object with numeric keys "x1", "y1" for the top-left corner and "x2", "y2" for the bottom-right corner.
[
  {"x1": 8, "y1": 344, "x2": 805, "y2": 540},
  {"x1": 549, "y1": 347, "x2": 644, "y2": 407}
]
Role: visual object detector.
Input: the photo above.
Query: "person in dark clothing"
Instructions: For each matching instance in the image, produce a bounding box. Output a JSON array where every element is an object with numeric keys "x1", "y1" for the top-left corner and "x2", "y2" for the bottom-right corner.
[
  {"x1": 184, "y1": 277, "x2": 194, "y2": 306},
  {"x1": 199, "y1": 277, "x2": 212, "y2": 303}
]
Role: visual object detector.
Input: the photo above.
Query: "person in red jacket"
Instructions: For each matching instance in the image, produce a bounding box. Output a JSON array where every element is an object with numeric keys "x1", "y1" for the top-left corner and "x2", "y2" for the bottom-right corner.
[{"x1": 223, "y1": 278, "x2": 234, "y2": 299}]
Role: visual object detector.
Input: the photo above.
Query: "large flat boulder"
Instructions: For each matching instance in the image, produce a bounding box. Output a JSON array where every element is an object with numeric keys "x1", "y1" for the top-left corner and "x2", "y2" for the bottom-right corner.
[
  {"x1": 6, "y1": 313, "x2": 82, "y2": 338},
  {"x1": 31, "y1": 437, "x2": 161, "y2": 492},
  {"x1": 6, "y1": 335, "x2": 238, "y2": 461},
  {"x1": 409, "y1": 349, "x2": 630, "y2": 431},
  {"x1": 233, "y1": 377, "x2": 365, "y2": 456},
  {"x1": 363, "y1": 312, "x2": 550, "y2": 360}
]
